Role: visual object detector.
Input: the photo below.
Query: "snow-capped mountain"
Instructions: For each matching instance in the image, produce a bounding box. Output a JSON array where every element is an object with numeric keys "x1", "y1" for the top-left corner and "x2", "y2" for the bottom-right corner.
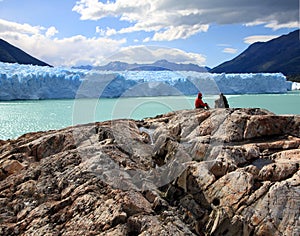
[{"x1": 74, "y1": 59, "x2": 209, "y2": 72}]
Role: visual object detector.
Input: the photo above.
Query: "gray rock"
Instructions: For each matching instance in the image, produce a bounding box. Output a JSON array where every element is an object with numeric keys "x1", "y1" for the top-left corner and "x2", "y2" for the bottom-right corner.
[{"x1": 0, "y1": 108, "x2": 299, "y2": 235}]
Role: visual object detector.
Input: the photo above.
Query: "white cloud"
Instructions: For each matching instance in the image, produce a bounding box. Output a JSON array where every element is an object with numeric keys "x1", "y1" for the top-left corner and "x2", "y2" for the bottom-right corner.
[
  {"x1": 0, "y1": 18, "x2": 206, "y2": 66},
  {"x1": 95, "y1": 26, "x2": 105, "y2": 36},
  {"x1": 217, "y1": 44, "x2": 231, "y2": 47},
  {"x1": 244, "y1": 20, "x2": 267, "y2": 27},
  {"x1": 0, "y1": 19, "x2": 126, "y2": 66},
  {"x1": 152, "y1": 24, "x2": 209, "y2": 41},
  {"x1": 73, "y1": 0, "x2": 299, "y2": 42},
  {"x1": 0, "y1": 19, "x2": 42, "y2": 35},
  {"x1": 45, "y1": 26, "x2": 58, "y2": 38},
  {"x1": 96, "y1": 26, "x2": 117, "y2": 37},
  {"x1": 245, "y1": 20, "x2": 299, "y2": 30},
  {"x1": 142, "y1": 37, "x2": 151, "y2": 43},
  {"x1": 72, "y1": 0, "x2": 212, "y2": 41},
  {"x1": 264, "y1": 21, "x2": 299, "y2": 30},
  {"x1": 105, "y1": 45, "x2": 206, "y2": 65},
  {"x1": 73, "y1": 0, "x2": 152, "y2": 21},
  {"x1": 244, "y1": 35, "x2": 280, "y2": 44},
  {"x1": 222, "y1": 48, "x2": 238, "y2": 54}
]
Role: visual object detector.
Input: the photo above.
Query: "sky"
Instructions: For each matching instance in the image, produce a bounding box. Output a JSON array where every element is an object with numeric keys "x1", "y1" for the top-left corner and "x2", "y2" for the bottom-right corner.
[{"x1": 0, "y1": 0, "x2": 299, "y2": 67}]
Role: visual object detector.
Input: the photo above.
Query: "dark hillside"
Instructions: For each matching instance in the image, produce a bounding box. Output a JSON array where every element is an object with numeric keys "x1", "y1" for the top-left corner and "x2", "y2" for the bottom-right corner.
[
  {"x1": 0, "y1": 39, "x2": 51, "y2": 66},
  {"x1": 211, "y1": 30, "x2": 300, "y2": 77}
]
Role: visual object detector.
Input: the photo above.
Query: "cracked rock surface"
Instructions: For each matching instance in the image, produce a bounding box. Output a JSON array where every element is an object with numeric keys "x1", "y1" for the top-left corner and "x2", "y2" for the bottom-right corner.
[{"x1": 0, "y1": 108, "x2": 299, "y2": 235}]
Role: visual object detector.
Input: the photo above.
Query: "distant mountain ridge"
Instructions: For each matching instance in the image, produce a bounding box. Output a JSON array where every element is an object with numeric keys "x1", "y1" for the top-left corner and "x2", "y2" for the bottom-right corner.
[
  {"x1": 2, "y1": 29, "x2": 299, "y2": 78},
  {"x1": 211, "y1": 30, "x2": 300, "y2": 76},
  {"x1": 0, "y1": 39, "x2": 51, "y2": 67},
  {"x1": 75, "y1": 59, "x2": 210, "y2": 72}
]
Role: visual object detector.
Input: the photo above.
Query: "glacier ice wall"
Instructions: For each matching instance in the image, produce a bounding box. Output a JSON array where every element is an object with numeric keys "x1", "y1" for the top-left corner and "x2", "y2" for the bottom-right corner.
[
  {"x1": 0, "y1": 62, "x2": 292, "y2": 100},
  {"x1": 292, "y1": 82, "x2": 300, "y2": 90},
  {"x1": 0, "y1": 63, "x2": 83, "y2": 100}
]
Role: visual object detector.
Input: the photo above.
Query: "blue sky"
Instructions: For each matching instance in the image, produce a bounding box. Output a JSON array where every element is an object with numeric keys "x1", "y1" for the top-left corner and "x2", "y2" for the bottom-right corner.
[{"x1": 0, "y1": 0, "x2": 299, "y2": 67}]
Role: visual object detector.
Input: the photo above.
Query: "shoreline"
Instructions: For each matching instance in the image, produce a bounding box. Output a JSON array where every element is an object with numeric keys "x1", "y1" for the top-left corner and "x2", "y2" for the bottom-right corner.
[{"x1": 0, "y1": 92, "x2": 300, "y2": 140}]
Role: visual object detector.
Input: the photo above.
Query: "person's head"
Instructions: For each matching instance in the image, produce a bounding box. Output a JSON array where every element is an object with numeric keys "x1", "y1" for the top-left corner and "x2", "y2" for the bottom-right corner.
[{"x1": 198, "y1": 92, "x2": 202, "y2": 98}]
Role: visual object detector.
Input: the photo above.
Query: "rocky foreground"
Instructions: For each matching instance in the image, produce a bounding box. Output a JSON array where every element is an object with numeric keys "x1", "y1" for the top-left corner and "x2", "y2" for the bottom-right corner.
[{"x1": 0, "y1": 108, "x2": 299, "y2": 235}]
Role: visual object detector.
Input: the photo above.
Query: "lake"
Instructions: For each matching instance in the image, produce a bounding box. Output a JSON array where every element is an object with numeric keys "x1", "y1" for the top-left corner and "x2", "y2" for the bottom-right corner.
[{"x1": 0, "y1": 91, "x2": 299, "y2": 140}]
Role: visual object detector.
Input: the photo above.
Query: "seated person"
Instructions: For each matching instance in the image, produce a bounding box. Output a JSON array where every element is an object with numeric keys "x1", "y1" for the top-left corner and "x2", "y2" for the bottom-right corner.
[
  {"x1": 195, "y1": 92, "x2": 209, "y2": 109},
  {"x1": 214, "y1": 93, "x2": 229, "y2": 108}
]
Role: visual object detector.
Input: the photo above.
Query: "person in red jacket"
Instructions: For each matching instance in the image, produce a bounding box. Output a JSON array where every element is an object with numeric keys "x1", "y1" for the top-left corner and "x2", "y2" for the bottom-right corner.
[{"x1": 195, "y1": 92, "x2": 209, "y2": 109}]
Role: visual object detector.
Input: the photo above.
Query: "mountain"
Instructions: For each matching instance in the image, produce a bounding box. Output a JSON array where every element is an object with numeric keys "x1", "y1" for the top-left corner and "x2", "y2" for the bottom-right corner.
[
  {"x1": 0, "y1": 39, "x2": 51, "y2": 67},
  {"x1": 211, "y1": 30, "x2": 300, "y2": 76},
  {"x1": 149, "y1": 59, "x2": 210, "y2": 72},
  {"x1": 76, "y1": 59, "x2": 209, "y2": 72}
]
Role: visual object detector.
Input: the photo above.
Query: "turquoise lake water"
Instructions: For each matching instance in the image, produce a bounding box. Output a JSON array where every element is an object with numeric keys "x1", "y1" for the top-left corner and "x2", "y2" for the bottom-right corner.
[{"x1": 0, "y1": 91, "x2": 299, "y2": 140}]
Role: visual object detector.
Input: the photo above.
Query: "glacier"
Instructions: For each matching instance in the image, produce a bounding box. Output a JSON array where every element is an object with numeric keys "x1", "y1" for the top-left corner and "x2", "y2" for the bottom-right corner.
[
  {"x1": 0, "y1": 62, "x2": 292, "y2": 100},
  {"x1": 292, "y1": 82, "x2": 300, "y2": 90}
]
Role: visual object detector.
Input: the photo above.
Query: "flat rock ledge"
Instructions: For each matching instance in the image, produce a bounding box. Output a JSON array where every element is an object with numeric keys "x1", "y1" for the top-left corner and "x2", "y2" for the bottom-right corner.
[{"x1": 0, "y1": 108, "x2": 299, "y2": 236}]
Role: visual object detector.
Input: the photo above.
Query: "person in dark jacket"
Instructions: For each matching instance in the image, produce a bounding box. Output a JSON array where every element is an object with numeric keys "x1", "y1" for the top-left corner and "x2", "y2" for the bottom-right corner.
[
  {"x1": 195, "y1": 92, "x2": 209, "y2": 109},
  {"x1": 214, "y1": 93, "x2": 229, "y2": 108}
]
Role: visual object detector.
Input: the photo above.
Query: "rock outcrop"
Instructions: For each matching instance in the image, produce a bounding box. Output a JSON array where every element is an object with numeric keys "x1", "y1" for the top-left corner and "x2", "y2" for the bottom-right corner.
[{"x1": 0, "y1": 108, "x2": 299, "y2": 235}]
